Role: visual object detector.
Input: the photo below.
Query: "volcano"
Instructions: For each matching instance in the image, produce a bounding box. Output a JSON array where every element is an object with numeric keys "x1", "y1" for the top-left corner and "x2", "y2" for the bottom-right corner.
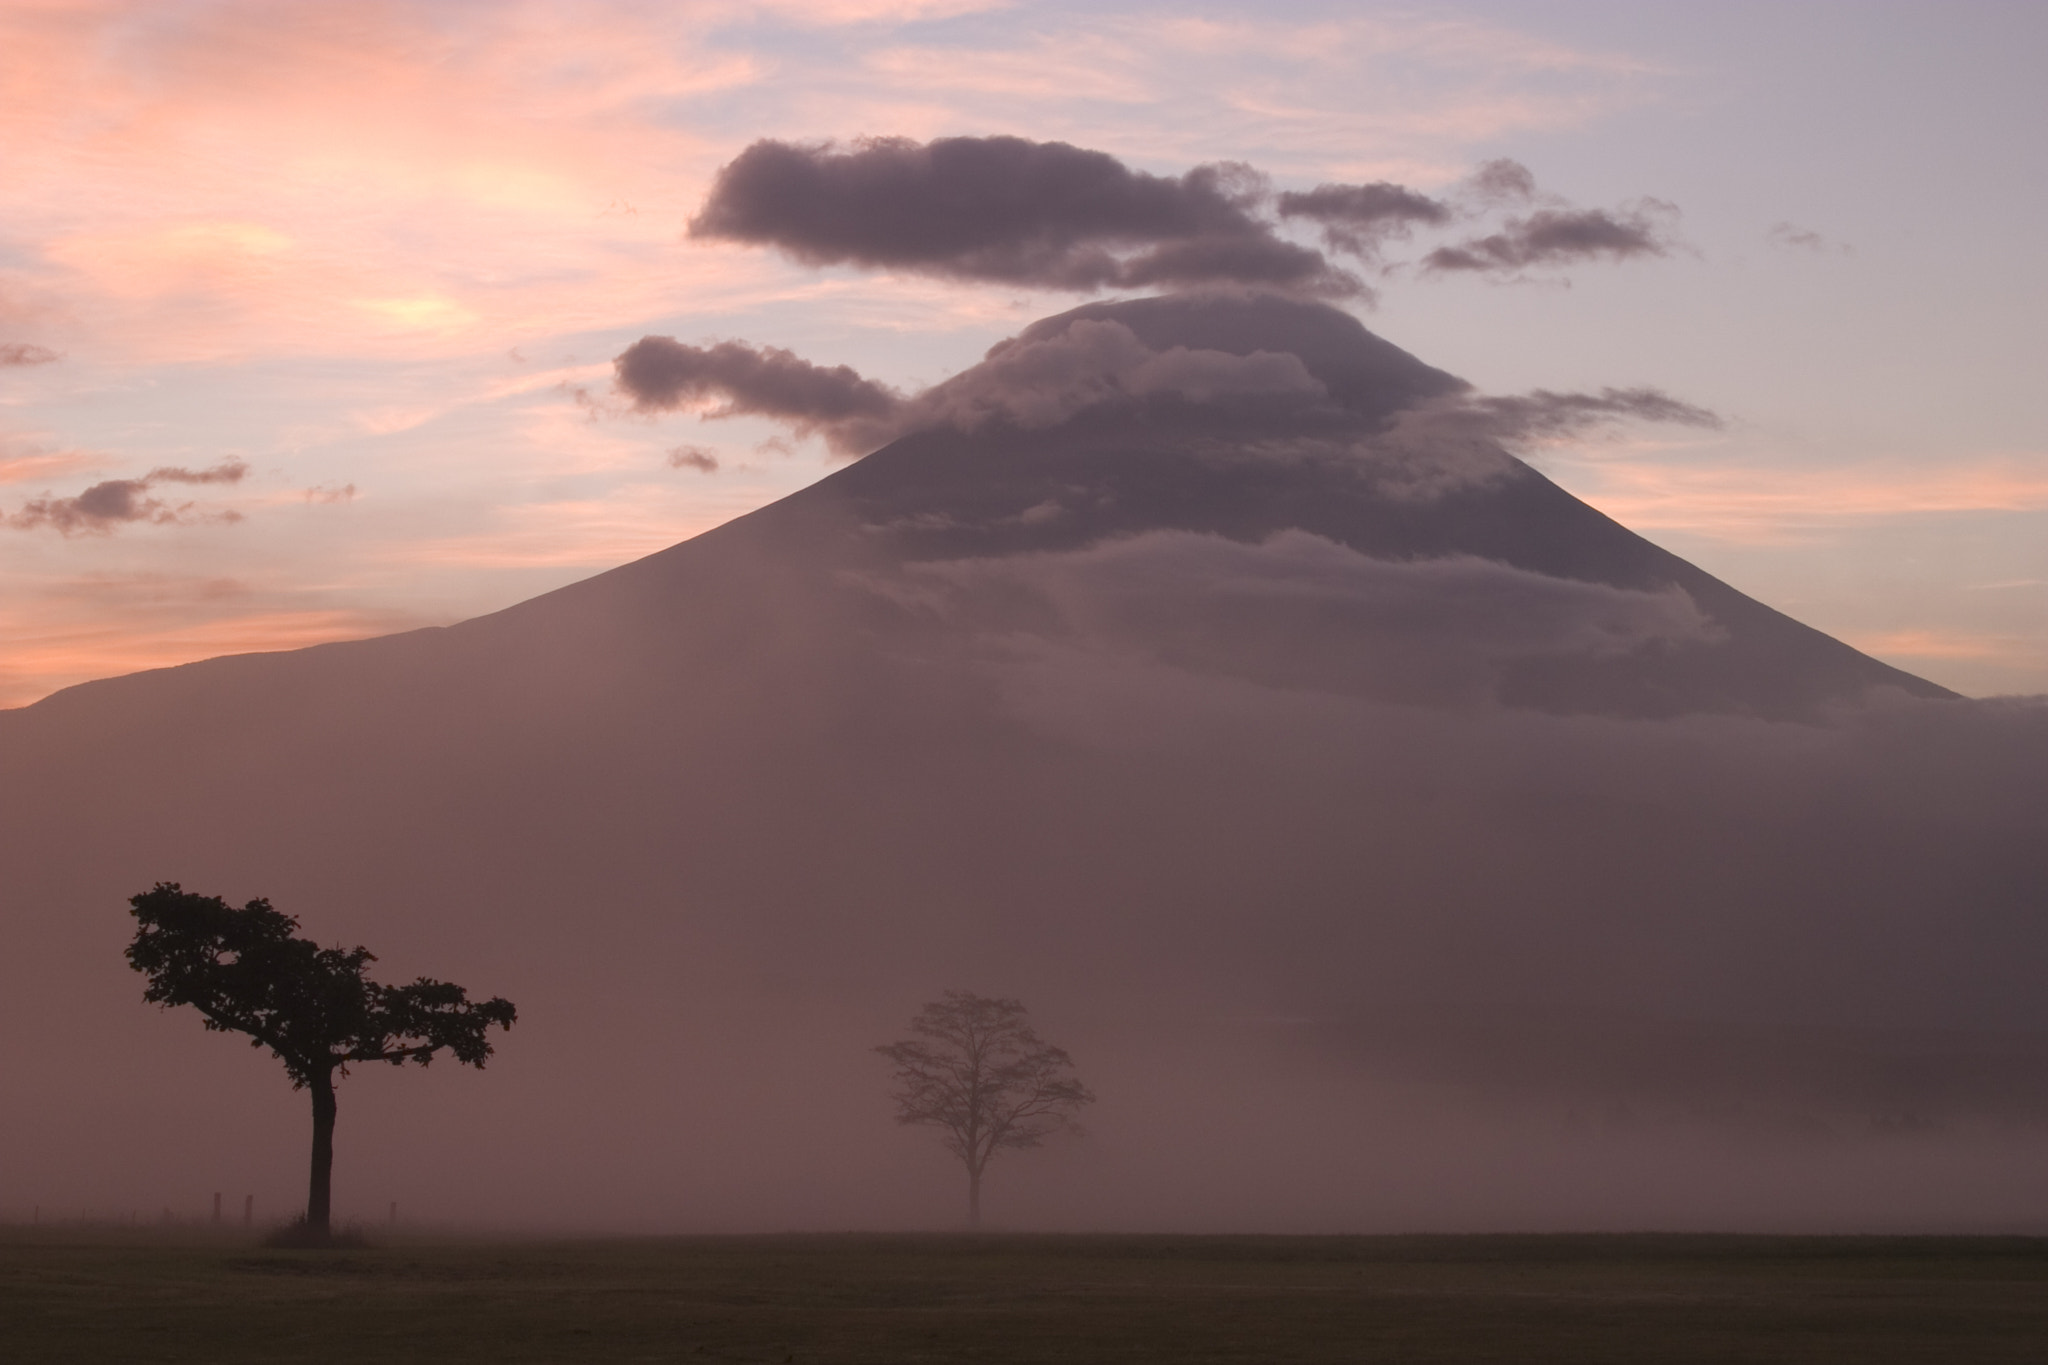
[{"x1": 2, "y1": 293, "x2": 2043, "y2": 1232}]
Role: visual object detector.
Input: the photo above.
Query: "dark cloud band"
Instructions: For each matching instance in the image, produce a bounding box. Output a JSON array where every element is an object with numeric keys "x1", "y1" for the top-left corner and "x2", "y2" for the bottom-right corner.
[
  {"x1": 148, "y1": 460, "x2": 251, "y2": 485},
  {"x1": 615, "y1": 297, "x2": 1718, "y2": 475},
  {"x1": 689, "y1": 136, "x2": 1362, "y2": 298},
  {"x1": 689, "y1": 138, "x2": 1687, "y2": 292},
  {"x1": 614, "y1": 338, "x2": 901, "y2": 456},
  {"x1": 1277, "y1": 181, "x2": 1452, "y2": 258},
  {"x1": 1424, "y1": 203, "x2": 1679, "y2": 275}
]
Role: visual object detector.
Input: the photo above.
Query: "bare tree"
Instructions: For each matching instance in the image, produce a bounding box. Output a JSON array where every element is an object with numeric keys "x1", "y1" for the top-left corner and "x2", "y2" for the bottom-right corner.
[{"x1": 876, "y1": 991, "x2": 1093, "y2": 1228}]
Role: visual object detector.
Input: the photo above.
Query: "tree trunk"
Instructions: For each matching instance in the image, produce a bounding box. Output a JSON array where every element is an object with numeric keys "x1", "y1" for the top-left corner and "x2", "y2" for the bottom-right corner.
[
  {"x1": 307, "y1": 1067, "x2": 337, "y2": 1237},
  {"x1": 967, "y1": 1164, "x2": 981, "y2": 1230}
]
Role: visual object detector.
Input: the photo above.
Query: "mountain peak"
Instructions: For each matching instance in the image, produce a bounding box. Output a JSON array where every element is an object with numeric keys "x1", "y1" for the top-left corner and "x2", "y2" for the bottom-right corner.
[
  {"x1": 1004, "y1": 290, "x2": 1467, "y2": 422},
  {"x1": 591, "y1": 295, "x2": 1946, "y2": 721}
]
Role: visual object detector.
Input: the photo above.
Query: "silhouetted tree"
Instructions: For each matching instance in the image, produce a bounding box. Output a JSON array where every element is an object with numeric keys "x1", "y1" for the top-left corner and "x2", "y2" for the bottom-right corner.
[
  {"x1": 876, "y1": 991, "x2": 1093, "y2": 1228},
  {"x1": 125, "y1": 883, "x2": 516, "y2": 1242}
]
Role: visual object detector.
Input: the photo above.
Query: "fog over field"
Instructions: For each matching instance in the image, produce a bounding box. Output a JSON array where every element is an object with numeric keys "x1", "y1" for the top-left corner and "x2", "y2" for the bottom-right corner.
[{"x1": 3, "y1": 282, "x2": 2045, "y2": 1234}]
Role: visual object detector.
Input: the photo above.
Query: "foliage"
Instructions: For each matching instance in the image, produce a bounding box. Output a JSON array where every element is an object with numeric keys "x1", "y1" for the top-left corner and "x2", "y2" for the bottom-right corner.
[{"x1": 125, "y1": 882, "x2": 516, "y2": 1086}]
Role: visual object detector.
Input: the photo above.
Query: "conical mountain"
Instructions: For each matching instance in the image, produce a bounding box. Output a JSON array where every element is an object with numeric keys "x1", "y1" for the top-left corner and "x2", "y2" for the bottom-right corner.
[
  {"x1": 17, "y1": 292, "x2": 1946, "y2": 738},
  {"x1": 0, "y1": 293, "x2": 2040, "y2": 1232}
]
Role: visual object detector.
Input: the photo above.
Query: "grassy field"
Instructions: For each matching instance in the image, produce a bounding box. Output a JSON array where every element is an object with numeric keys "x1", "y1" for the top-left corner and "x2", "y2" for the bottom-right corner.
[{"x1": 3, "y1": 1228, "x2": 2047, "y2": 1363}]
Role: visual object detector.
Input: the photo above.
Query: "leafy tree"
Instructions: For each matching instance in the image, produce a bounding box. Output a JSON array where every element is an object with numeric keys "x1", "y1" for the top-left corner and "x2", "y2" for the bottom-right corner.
[
  {"x1": 125, "y1": 883, "x2": 516, "y2": 1241},
  {"x1": 876, "y1": 991, "x2": 1093, "y2": 1228}
]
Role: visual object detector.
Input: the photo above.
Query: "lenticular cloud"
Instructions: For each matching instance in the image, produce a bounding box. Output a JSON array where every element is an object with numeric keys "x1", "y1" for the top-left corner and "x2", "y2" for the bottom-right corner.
[
  {"x1": 615, "y1": 292, "x2": 1716, "y2": 466},
  {"x1": 690, "y1": 136, "x2": 1360, "y2": 296},
  {"x1": 690, "y1": 138, "x2": 1687, "y2": 296}
]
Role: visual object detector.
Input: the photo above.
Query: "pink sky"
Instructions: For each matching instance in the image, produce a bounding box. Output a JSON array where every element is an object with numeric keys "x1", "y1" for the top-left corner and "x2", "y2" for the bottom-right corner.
[{"x1": 3, "y1": 0, "x2": 2044, "y2": 705}]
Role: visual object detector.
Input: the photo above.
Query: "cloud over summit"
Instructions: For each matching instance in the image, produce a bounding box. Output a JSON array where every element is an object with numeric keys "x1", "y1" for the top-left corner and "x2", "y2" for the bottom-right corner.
[
  {"x1": 910, "y1": 317, "x2": 1329, "y2": 435},
  {"x1": 614, "y1": 318, "x2": 1333, "y2": 457},
  {"x1": 688, "y1": 137, "x2": 1687, "y2": 301},
  {"x1": 614, "y1": 294, "x2": 1718, "y2": 492},
  {"x1": 689, "y1": 136, "x2": 1362, "y2": 297}
]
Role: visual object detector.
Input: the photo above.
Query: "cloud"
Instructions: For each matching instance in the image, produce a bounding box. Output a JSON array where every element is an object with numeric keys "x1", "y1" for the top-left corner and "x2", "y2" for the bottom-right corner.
[
  {"x1": 8, "y1": 458, "x2": 248, "y2": 534},
  {"x1": 687, "y1": 137, "x2": 1683, "y2": 303},
  {"x1": 0, "y1": 3, "x2": 1660, "y2": 374},
  {"x1": 667, "y1": 445, "x2": 721, "y2": 473},
  {"x1": 1462, "y1": 157, "x2": 1538, "y2": 203},
  {"x1": 879, "y1": 529, "x2": 1722, "y2": 707},
  {"x1": 615, "y1": 308, "x2": 1337, "y2": 457},
  {"x1": 1355, "y1": 385, "x2": 1721, "y2": 499},
  {"x1": 1768, "y1": 221, "x2": 1851, "y2": 255},
  {"x1": 906, "y1": 317, "x2": 1328, "y2": 435},
  {"x1": 0, "y1": 449, "x2": 97, "y2": 486},
  {"x1": 148, "y1": 459, "x2": 250, "y2": 485},
  {"x1": 1549, "y1": 456, "x2": 2048, "y2": 543},
  {"x1": 0, "y1": 343, "x2": 60, "y2": 367},
  {"x1": 612, "y1": 295, "x2": 1712, "y2": 477},
  {"x1": 851, "y1": 17, "x2": 1656, "y2": 181},
  {"x1": 0, "y1": 576, "x2": 425, "y2": 708},
  {"x1": 371, "y1": 485, "x2": 740, "y2": 573},
  {"x1": 1267, "y1": 159, "x2": 1682, "y2": 286},
  {"x1": 753, "y1": 0, "x2": 1009, "y2": 23},
  {"x1": 1443, "y1": 387, "x2": 1721, "y2": 443},
  {"x1": 1277, "y1": 181, "x2": 1452, "y2": 258},
  {"x1": 689, "y1": 136, "x2": 1361, "y2": 297},
  {"x1": 614, "y1": 337, "x2": 903, "y2": 456},
  {"x1": 1424, "y1": 200, "x2": 1680, "y2": 275},
  {"x1": 1842, "y1": 628, "x2": 2027, "y2": 662}
]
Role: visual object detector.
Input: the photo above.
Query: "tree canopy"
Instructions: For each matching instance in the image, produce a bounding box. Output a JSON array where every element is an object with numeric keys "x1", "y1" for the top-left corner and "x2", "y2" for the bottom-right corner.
[{"x1": 126, "y1": 883, "x2": 515, "y2": 1238}]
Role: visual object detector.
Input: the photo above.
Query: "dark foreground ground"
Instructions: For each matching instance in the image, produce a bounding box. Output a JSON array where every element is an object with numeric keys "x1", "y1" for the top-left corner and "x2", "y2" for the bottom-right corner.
[{"x1": 4, "y1": 1229, "x2": 2048, "y2": 1363}]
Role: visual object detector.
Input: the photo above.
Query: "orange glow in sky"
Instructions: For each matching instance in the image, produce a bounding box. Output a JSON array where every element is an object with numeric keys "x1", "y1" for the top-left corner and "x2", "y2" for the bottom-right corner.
[{"x1": 3, "y1": 0, "x2": 2045, "y2": 704}]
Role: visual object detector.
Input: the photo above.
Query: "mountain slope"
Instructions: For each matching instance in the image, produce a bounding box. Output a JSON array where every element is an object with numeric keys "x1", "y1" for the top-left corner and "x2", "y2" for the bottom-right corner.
[{"x1": 0, "y1": 293, "x2": 2038, "y2": 1233}]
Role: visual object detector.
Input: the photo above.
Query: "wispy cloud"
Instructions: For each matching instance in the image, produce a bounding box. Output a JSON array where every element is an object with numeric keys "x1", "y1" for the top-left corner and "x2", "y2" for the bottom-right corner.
[
  {"x1": 1422, "y1": 200, "x2": 1681, "y2": 276},
  {"x1": 1768, "y1": 221, "x2": 1851, "y2": 256},
  {"x1": 374, "y1": 487, "x2": 756, "y2": 572},
  {"x1": 0, "y1": 448, "x2": 99, "y2": 486},
  {"x1": 0, "y1": 576, "x2": 428, "y2": 708},
  {"x1": 1550, "y1": 457, "x2": 2048, "y2": 543},
  {"x1": 1842, "y1": 628, "x2": 2030, "y2": 662},
  {"x1": 1, "y1": 2, "x2": 1663, "y2": 371},
  {"x1": 1836, "y1": 626, "x2": 2048, "y2": 695},
  {"x1": 7, "y1": 459, "x2": 249, "y2": 534},
  {"x1": 755, "y1": 0, "x2": 1012, "y2": 22},
  {"x1": 851, "y1": 14, "x2": 1657, "y2": 174},
  {"x1": 4, "y1": 2, "x2": 752, "y2": 363},
  {"x1": 0, "y1": 0, "x2": 1826, "y2": 709}
]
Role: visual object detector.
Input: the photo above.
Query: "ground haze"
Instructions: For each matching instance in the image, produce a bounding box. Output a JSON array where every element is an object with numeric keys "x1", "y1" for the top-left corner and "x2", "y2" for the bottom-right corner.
[{"x1": 4, "y1": 293, "x2": 2045, "y2": 1232}]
